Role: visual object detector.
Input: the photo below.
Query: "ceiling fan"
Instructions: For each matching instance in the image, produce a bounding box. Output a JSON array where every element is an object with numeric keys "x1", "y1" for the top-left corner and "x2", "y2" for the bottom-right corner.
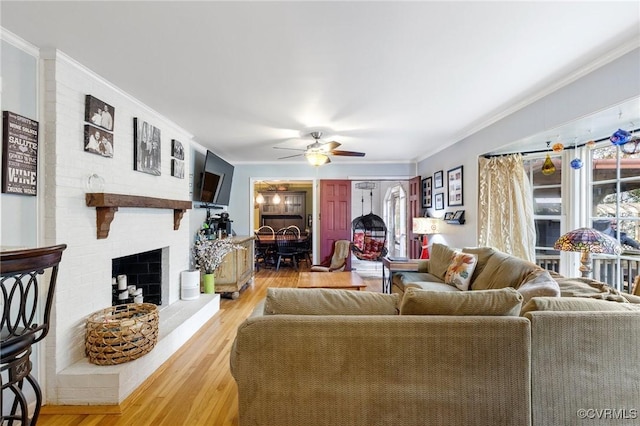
[{"x1": 274, "y1": 131, "x2": 366, "y2": 166}]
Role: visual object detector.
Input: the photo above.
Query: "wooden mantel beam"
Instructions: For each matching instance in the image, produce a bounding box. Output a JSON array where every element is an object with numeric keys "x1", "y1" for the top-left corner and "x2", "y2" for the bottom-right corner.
[{"x1": 86, "y1": 193, "x2": 192, "y2": 239}]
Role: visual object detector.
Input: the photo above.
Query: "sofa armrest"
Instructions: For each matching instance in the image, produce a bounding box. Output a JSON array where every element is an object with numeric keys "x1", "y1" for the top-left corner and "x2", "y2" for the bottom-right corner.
[{"x1": 527, "y1": 311, "x2": 640, "y2": 426}]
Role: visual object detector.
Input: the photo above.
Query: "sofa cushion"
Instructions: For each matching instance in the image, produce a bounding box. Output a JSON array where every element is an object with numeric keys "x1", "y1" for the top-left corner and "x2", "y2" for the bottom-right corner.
[
  {"x1": 516, "y1": 269, "x2": 561, "y2": 304},
  {"x1": 462, "y1": 246, "x2": 496, "y2": 283},
  {"x1": 444, "y1": 251, "x2": 478, "y2": 290},
  {"x1": 404, "y1": 281, "x2": 461, "y2": 292},
  {"x1": 264, "y1": 288, "x2": 400, "y2": 315},
  {"x1": 428, "y1": 243, "x2": 457, "y2": 280},
  {"x1": 399, "y1": 287, "x2": 523, "y2": 316},
  {"x1": 470, "y1": 250, "x2": 539, "y2": 291},
  {"x1": 397, "y1": 271, "x2": 444, "y2": 285},
  {"x1": 521, "y1": 296, "x2": 640, "y2": 317}
]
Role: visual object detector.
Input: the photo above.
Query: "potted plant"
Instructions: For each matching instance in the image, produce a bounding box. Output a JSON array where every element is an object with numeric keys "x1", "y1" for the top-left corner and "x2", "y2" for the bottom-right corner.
[{"x1": 192, "y1": 230, "x2": 244, "y2": 293}]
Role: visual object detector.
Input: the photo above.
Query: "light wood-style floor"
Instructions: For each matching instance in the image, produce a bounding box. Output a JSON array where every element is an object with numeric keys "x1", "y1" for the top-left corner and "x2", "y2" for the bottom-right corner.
[{"x1": 38, "y1": 265, "x2": 382, "y2": 426}]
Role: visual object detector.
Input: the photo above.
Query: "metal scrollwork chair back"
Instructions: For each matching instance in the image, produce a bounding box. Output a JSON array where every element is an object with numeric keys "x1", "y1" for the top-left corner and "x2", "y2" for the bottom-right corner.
[{"x1": 1, "y1": 244, "x2": 66, "y2": 425}]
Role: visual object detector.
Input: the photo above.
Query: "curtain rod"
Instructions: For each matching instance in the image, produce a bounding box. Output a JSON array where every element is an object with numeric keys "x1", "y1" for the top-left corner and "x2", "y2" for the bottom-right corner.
[{"x1": 483, "y1": 127, "x2": 640, "y2": 159}]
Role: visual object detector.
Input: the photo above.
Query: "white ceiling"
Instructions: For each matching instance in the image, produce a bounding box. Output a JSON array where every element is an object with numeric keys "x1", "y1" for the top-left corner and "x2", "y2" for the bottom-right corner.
[{"x1": 2, "y1": 1, "x2": 639, "y2": 164}]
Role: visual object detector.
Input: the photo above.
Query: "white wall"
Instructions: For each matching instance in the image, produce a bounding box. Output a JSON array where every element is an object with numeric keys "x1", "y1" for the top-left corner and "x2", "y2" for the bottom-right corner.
[
  {"x1": 40, "y1": 49, "x2": 194, "y2": 403},
  {"x1": 418, "y1": 48, "x2": 640, "y2": 251}
]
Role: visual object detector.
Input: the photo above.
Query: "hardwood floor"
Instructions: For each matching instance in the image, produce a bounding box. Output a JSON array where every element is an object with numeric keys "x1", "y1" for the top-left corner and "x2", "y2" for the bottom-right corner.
[{"x1": 37, "y1": 265, "x2": 382, "y2": 426}]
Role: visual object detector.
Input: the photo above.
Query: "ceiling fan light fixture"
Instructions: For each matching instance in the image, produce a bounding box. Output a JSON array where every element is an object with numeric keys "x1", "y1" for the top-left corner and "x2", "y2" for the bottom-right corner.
[{"x1": 306, "y1": 151, "x2": 329, "y2": 166}]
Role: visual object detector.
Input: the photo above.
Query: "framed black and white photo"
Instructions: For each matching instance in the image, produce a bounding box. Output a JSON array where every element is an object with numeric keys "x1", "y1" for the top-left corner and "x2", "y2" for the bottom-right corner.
[
  {"x1": 422, "y1": 176, "x2": 432, "y2": 208},
  {"x1": 434, "y1": 170, "x2": 444, "y2": 189},
  {"x1": 133, "y1": 118, "x2": 161, "y2": 176},
  {"x1": 84, "y1": 124, "x2": 114, "y2": 157},
  {"x1": 443, "y1": 212, "x2": 454, "y2": 220},
  {"x1": 171, "y1": 139, "x2": 184, "y2": 160},
  {"x1": 85, "y1": 95, "x2": 114, "y2": 132},
  {"x1": 435, "y1": 193, "x2": 444, "y2": 210},
  {"x1": 171, "y1": 159, "x2": 184, "y2": 178},
  {"x1": 447, "y1": 165, "x2": 463, "y2": 206}
]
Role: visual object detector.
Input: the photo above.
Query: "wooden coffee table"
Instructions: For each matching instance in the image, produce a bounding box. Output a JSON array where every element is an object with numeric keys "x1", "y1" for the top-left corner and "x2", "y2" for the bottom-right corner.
[{"x1": 297, "y1": 271, "x2": 367, "y2": 291}]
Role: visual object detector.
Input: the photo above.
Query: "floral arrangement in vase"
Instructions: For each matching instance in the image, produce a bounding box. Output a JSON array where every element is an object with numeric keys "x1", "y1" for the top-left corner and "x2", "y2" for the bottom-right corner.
[{"x1": 192, "y1": 230, "x2": 244, "y2": 274}]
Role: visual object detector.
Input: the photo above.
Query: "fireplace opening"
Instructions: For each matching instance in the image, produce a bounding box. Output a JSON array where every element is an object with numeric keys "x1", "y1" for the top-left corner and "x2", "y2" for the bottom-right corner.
[{"x1": 112, "y1": 248, "x2": 163, "y2": 306}]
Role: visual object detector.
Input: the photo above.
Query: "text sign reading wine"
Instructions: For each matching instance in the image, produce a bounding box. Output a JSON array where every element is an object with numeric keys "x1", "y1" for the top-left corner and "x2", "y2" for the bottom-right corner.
[{"x1": 2, "y1": 111, "x2": 39, "y2": 196}]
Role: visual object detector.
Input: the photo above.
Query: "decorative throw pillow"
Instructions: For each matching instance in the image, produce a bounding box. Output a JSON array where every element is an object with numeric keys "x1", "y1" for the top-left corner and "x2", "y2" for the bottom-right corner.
[
  {"x1": 263, "y1": 288, "x2": 400, "y2": 315},
  {"x1": 399, "y1": 287, "x2": 523, "y2": 316},
  {"x1": 444, "y1": 251, "x2": 478, "y2": 290}
]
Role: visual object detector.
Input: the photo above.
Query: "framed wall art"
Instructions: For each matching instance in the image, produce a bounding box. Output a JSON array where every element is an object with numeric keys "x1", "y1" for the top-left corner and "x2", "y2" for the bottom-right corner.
[
  {"x1": 422, "y1": 176, "x2": 432, "y2": 208},
  {"x1": 435, "y1": 192, "x2": 444, "y2": 210},
  {"x1": 171, "y1": 139, "x2": 184, "y2": 160},
  {"x1": 171, "y1": 159, "x2": 184, "y2": 179},
  {"x1": 447, "y1": 165, "x2": 463, "y2": 206},
  {"x1": 443, "y1": 212, "x2": 454, "y2": 220},
  {"x1": 434, "y1": 170, "x2": 444, "y2": 189},
  {"x1": 85, "y1": 95, "x2": 114, "y2": 132},
  {"x1": 2, "y1": 111, "x2": 39, "y2": 196},
  {"x1": 84, "y1": 124, "x2": 113, "y2": 157},
  {"x1": 133, "y1": 118, "x2": 161, "y2": 176}
]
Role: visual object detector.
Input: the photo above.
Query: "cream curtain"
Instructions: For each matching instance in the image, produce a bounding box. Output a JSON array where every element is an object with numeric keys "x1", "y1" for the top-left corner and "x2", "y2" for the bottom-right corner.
[{"x1": 478, "y1": 154, "x2": 536, "y2": 262}]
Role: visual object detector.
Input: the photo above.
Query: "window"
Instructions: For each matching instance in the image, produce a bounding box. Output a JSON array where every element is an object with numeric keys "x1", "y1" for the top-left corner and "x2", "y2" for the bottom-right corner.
[
  {"x1": 590, "y1": 142, "x2": 640, "y2": 290},
  {"x1": 524, "y1": 154, "x2": 563, "y2": 272}
]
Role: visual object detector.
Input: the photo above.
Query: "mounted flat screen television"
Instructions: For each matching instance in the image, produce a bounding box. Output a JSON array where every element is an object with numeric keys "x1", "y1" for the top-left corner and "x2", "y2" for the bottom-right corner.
[{"x1": 199, "y1": 150, "x2": 234, "y2": 206}]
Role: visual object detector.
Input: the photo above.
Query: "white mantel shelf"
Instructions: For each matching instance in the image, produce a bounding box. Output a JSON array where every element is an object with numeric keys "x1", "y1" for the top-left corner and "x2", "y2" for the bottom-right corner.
[{"x1": 86, "y1": 193, "x2": 192, "y2": 239}]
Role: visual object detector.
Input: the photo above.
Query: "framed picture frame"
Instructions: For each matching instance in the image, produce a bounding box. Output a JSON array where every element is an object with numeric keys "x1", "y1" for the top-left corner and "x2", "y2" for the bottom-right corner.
[
  {"x1": 422, "y1": 176, "x2": 432, "y2": 208},
  {"x1": 133, "y1": 118, "x2": 161, "y2": 176},
  {"x1": 447, "y1": 165, "x2": 463, "y2": 206},
  {"x1": 171, "y1": 159, "x2": 184, "y2": 178},
  {"x1": 434, "y1": 170, "x2": 444, "y2": 189},
  {"x1": 84, "y1": 124, "x2": 114, "y2": 157},
  {"x1": 171, "y1": 139, "x2": 184, "y2": 160},
  {"x1": 435, "y1": 193, "x2": 444, "y2": 210},
  {"x1": 84, "y1": 95, "x2": 114, "y2": 132},
  {"x1": 2, "y1": 111, "x2": 39, "y2": 196},
  {"x1": 443, "y1": 212, "x2": 454, "y2": 220}
]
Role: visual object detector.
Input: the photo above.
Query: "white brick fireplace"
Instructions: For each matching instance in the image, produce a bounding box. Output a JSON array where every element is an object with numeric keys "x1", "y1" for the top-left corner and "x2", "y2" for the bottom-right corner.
[{"x1": 40, "y1": 50, "x2": 219, "y2": 406}]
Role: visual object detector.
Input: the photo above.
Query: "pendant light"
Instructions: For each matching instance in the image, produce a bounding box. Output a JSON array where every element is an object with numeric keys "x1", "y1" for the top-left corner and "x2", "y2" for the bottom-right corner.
[
  {"x1": 272, "y1": 192, "x2": 281, "y2": 204},
  {"x1": 255, "y1": 181, "x2": 265, "y2": 204},
  {"x1": 570, "y1": 137, "x2": 583, "y2": 170},
  {"x1": 541, "y1": 141, "x2": 556, "y2": 176}
]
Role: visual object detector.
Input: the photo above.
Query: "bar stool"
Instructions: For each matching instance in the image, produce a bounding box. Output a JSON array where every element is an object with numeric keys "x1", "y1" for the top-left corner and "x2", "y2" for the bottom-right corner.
[{"x1": 1, "y1": 244, "x2": 66, "y2": 425}]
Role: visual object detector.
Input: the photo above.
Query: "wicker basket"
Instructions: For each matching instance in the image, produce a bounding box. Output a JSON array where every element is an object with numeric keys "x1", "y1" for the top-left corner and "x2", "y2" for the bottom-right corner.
[{"x1": 85, "y1": 303, "x2": 159, "y2": 365}]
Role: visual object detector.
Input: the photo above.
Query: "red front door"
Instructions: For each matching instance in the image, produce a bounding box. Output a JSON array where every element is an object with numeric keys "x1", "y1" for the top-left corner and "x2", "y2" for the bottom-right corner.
[
  {"x1": 408, "y1": 175, "x2": 422, "y2": 259},
  {"x1": 319, "y1": 180, "x2": 352, "y2": 269}
]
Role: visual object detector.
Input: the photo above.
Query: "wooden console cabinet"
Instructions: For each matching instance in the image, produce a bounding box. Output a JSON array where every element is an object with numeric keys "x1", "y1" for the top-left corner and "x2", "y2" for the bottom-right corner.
[{"x1": 214, "y1": 236, "x2": 254, "y2": 299}]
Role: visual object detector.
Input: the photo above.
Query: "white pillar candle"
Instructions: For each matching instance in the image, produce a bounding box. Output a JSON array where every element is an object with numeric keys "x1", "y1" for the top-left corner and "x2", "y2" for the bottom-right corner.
[
  {"x1": 133, "y1": 288, "x2": 143, "y2": 296},
  {"x1": 117, "y1": 275, "x2": 127, "y2": 290},
  {"x1": 128, "y1": 285, "x2": 137, "y2": 295},
  {"x1": 133, "y1": 295, "x2": 143, "y2": 304},
  {"x1": 118, "y1": 290, "x2": 128, "y2": 300}
]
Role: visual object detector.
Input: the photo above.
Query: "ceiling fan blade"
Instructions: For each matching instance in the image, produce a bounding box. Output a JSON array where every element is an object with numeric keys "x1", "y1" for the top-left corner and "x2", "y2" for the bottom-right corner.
[
  {"x1": 273, "y1": 146, "x2": 306, "y2": 152},
  {"x1": 277, "y1": 153, "x2": 304, "y2": 160},
  {"x1": 323, "y1": 141, "x2": 341, "y2": 151},
  {"x1": 330, "y1": 150, "x2": 366, "y2": 157}
]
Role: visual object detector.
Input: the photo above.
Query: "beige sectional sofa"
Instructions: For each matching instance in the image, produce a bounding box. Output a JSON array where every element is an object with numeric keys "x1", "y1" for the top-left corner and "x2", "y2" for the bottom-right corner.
[{"x1": 231, "y1": 246, "x2": 640, "y2": 426}]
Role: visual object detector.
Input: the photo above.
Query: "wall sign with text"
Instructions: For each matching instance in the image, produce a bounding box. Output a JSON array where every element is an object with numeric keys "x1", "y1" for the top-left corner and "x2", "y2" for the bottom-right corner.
[{"x1": 2, "y1": 111, "x2": 39, "y2": 196}]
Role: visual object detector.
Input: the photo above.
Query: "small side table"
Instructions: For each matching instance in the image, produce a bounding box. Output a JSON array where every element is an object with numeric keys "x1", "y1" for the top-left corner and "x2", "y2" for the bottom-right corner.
[{"x1": 381, "y1": 257, "x2": 421, "y2": 294}]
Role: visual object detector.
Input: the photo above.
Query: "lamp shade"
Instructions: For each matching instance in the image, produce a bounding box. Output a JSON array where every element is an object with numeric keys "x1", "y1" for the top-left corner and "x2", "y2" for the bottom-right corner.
[
  {"x1": 412, "y1": 217, "x2": 440, "y2": 235},
  {"x1": 305, "y1": 152, "x2": 330, "y2": 166},
  {"x1": 554, "y1": 227, "x2": 621, "y2": 255}
]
